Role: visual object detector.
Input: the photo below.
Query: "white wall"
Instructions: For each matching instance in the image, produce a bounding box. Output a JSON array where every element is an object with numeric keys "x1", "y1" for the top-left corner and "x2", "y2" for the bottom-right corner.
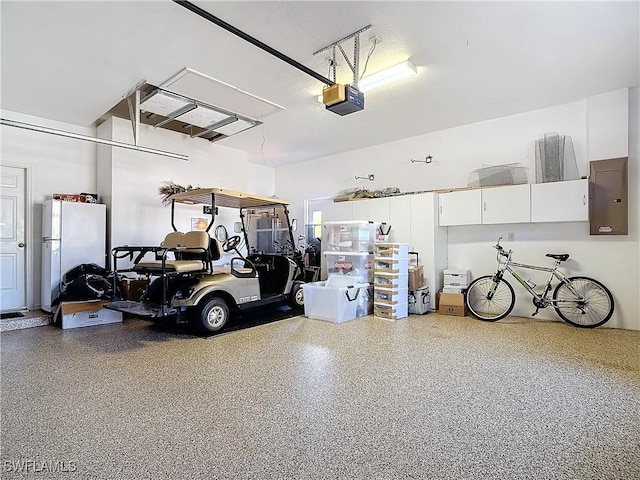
[
  {"x1": 275, "y1": 89, "x2": 639, "y2": 330},
  {"x1": 1, "y1": 110, "x2": 97, "y2": 309},
  {"x1": 98, "y1": 116, "x2": 278, "y2": 267},
  {"x1": 276, "y1": 99, "x2": 589, "y2": 225},
  {"x1": 630, "y1": 88, "x2": 640, "y2": 326},
  {"x1": 1, "y1": 112, "x2": 274, "y2": 309}
]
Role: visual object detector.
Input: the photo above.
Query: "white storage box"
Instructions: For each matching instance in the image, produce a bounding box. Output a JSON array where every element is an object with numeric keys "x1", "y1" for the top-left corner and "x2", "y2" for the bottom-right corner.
[
  {"x1": 56, "y1": 300, "x2": 122, "y2": 329},
  {"x1": 323, "y1": 220, "x2": 381, "y2": 252},
  {"x1": 443, "y1": 286, "x2": 464, "y2": 294},
  {"x1": 374, "y1": 302, "x2": 408, "y2": 321},
  {"x1": 373, "y1": 287, "x2": 409, "y2": 306},
  {"x1": 324, "y1": 252, "x2": 373, "y2": 282},
  {"x1": 374, "y1": 243, "x2": 409, "y2": 258},
  {"x1": 444, "y1": 269, "x2": 471, "y2": 288},
  {"x1": 373, "y1": 272, "x2": 409, "y2": 289},
  {"x1": 374, "y1": 257, "x2": 409, "y2": 274},
  {"x1": 302, "y1": 277, "x2": 369, "y2": 323}
]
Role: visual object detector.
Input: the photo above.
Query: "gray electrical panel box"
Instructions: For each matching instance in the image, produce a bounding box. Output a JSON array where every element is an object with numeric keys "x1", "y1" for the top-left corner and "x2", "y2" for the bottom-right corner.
[{"x1": 589, "y1": 157, "x2": 628, "y2": 235}]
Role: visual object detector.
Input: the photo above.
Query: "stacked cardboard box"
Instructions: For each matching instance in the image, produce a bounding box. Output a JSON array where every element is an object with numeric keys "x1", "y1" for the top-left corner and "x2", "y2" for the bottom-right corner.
[{"x1": 437, "y1": 269, "x2": 471, "y2": 316}]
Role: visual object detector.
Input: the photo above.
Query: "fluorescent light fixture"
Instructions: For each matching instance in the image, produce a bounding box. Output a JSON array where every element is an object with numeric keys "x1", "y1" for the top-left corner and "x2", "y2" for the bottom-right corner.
[{"x1": 357, "y1": 60, "x2": 417, "y2": 93}]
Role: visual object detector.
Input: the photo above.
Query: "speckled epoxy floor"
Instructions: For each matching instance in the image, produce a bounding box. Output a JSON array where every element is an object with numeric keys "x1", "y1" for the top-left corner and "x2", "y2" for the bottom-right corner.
[{"x1": 1, "y1": 314, "x2": 639, "y2": 479}]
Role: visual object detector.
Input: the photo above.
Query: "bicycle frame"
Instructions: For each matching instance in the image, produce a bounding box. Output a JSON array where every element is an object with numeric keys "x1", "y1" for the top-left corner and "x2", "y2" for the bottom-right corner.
[{"x1": 490, "y1": 247, "x2": 583, "y2": 309}]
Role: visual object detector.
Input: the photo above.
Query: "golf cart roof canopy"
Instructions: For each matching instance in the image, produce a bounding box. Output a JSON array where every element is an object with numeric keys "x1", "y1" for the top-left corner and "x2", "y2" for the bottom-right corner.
[{"x1": 169, "y1": 188, "x2": 289, "y2": 209}]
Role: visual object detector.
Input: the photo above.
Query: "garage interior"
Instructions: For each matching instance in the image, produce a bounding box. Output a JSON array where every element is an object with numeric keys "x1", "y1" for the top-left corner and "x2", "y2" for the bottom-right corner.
[{"x1": 1, "y1": 1, "x2": 639, "y2": 478}]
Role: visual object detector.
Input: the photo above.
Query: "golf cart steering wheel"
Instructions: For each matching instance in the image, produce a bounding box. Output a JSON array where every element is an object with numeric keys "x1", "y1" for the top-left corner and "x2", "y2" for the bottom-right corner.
[{"x1": 223, "y1": 235, "x2": 241, "y2": 253}]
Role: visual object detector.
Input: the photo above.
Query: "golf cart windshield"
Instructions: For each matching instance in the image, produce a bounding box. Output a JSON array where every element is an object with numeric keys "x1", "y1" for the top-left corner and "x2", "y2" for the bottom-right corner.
[
  {"x1": 167, "y1": 188, "x2": 295, "y2": 256},
  {"x1": 244, "y1": 205, "x2": 294, "y2": 255}
]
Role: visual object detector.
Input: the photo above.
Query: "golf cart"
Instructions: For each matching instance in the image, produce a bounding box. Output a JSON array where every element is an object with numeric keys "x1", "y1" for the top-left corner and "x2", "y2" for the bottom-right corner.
[{"x1": 104, "y1": 188, "x2": 306, "y2": 333}]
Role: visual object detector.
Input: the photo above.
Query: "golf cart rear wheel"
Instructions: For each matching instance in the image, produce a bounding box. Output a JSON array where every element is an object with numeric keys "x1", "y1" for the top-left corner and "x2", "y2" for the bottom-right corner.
[
  {"x1": 288, "y1": 282, "x2": 304, "y2": 309},
  {"x1": 196, "y1": 297, "x2": 230, "y2": 334}
]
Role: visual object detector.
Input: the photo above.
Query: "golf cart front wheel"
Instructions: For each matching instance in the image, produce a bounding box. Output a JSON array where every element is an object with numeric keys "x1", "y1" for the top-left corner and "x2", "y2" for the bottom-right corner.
[
  {"x1": 196, "y1": 297, "x2": 230, "y2": 334},
  {"x1": 288, "y1": 282, "x2": 304, "y2": 309}
]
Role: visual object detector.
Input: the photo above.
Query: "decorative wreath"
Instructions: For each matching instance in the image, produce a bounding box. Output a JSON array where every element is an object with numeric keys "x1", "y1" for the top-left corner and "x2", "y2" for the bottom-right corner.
[{"x1": 158, "y1": 181, "x2": 198, "y2": 205}]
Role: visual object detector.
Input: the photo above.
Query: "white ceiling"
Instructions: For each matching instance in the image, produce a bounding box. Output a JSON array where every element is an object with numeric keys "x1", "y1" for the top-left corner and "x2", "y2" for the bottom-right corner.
[{"x1": 1, "y1": 1, "x2": 638, "y2": 167}]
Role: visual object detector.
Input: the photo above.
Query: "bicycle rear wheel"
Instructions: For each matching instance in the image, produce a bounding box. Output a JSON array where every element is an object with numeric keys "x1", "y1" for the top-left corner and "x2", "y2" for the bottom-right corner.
[
  {"x1": 465, "y1": 275, "x2": 515, "y2": 322},
  {"x1": 553, "y1": 276, "x2": 614, "y2": 328}
]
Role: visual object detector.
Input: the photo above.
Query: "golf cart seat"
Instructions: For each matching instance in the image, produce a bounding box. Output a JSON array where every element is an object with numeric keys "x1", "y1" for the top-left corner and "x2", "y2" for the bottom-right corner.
[{"x1": 135, "y1": 231, "x2": 219, "y2": 274}]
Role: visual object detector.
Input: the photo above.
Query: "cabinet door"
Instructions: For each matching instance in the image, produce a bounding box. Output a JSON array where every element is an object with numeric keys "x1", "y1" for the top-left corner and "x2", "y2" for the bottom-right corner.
[
  {"x1": 351, "y1": 197, "x2": 390, "y2": 224},
  {"x1": 482, "y1": 184, "x2": 531, "y2": 224},
  {"x1": 322, "y1": 201, "x2": 353, "y2": 222},
  {"x1": 410, "y1": 192, "x2": 448, "y2": 309},
  {"x1": 531, "y1": 179, "x2": 588, "y2": 222},
  {"x1": 438, "y1": 190, "x2": 482, "y2": 226},
  {"x1": 388, "y1": 196, "x2": 411, "y2": 244}
]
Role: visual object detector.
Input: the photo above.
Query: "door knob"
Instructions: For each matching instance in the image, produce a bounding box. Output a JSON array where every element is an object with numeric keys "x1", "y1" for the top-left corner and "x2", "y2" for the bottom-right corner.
[{"x1": 18, "y1": 242, "x2": 25, "y2": 248}]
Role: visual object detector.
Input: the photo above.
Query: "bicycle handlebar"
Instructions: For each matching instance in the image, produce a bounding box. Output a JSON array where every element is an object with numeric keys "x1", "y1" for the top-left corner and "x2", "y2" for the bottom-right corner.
[{"x1": 494, "y1": 237, "x2": 511, "y2": 259}]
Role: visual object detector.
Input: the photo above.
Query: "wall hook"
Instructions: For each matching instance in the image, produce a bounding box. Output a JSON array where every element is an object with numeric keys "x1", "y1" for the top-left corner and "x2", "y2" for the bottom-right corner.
[
  {"x1": 411, "y1": 155, "x2": 433, "y2": 164},
  {"x1": 355, "y1": 174, "x2": 375, "y2": 181}
]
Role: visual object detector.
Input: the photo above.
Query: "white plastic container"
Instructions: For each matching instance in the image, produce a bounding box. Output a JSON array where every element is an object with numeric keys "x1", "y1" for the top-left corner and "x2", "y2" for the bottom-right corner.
[
  {"x1": 374, "y1": 257, "x2": 409, "y2": 274},
  {"x1": 444, "y1": 269, "x2": 471, "y2": 288},
  {"x1": 408, "y1": 286, "x2": 431, "y2": 315},
  {"x1": 373, "y1": 272, "x2": 409, "y2": 289},
  {"x1": 324, "y1": 252, "x2": 374, "y2": 282},
  {"x1": 373, "y1": 287, "x2": 409, "y2": 306},
  {"x1": 374, "y1": 302, "x2": 409, "y2": 321},
  {"x1": 323, "y1": 220, "x2": 381, "y2": 252},
  {"x1": 374, "y1": 243, "x2": 409, "y2": 258},
  {"x1": 302, "y1": 277, "x2": 369, "y2": 323}
]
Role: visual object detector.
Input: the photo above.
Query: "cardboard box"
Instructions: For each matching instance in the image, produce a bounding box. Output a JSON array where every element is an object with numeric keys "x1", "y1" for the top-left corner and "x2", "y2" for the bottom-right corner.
[
  {"x1": 436, "y1": 291, "x2": 467, "y2": 316},
  {"x1": 56, "y1": 300, "x2": 122, "y2": 329},
  {"x1": 119, "y1": 278, "x2": 148, "y2": 301},
  {"x1": 52, "y1": 193, "x2": 99, "y2": 203},
  {"x1": 408, "y1": 265, "x2": 424, "y2": 291}
]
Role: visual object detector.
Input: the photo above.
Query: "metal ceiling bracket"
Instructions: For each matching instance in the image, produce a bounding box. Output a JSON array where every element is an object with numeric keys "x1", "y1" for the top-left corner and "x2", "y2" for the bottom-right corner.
[
  {"x1": 124, "y1": 80, "x2": 146, "y2": 145},
  {"x1": 314, "y1": 25, "x2": 371, "y2": 87},
  {"x1": 134, "y1": 88, "x2": 141, "y2": 145},
  {"x1": 190, "y1": 117, "x2": 237, "y2": 139},
  {"x1": 154, "y1": 103, "x2": 198, "y2": 129}
]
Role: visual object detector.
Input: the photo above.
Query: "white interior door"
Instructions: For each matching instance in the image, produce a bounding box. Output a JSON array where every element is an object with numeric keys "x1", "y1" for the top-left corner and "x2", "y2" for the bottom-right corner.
[{"x1": 0, "y1": 166, "x2": 27, "y2": 311}]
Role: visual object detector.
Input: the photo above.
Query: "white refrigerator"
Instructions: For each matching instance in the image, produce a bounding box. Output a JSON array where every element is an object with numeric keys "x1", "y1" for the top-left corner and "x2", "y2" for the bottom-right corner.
[{"x1": 41, "y1": 200, "x2": 107, "y2": 312}]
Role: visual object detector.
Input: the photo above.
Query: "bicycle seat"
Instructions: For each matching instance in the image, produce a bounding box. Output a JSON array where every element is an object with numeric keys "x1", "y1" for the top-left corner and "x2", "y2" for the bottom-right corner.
[{"x1": 546, "y1": 253, "x2": 569, "y2": 262}]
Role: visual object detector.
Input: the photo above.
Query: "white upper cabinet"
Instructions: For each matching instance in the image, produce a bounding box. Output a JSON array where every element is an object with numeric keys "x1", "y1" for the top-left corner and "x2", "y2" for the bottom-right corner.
[
  {"x1": 481, "y1": 184, "x2": 531, "y2": 224},
  {"x1": 322, "y1": 200, "x2": 353, "y2": 222},
  {"x1": 438, "y1": 189, "x2": 482, "y2": 226},
  {"x1": 351, "y1": 197, "x2": 390, "y2": 224},
  {"x1": 388, "y1": 195, "x2": 411, "y2": 244},
  {"x1": 531, "y1": 179, "x2": 588, "y2": 222}
]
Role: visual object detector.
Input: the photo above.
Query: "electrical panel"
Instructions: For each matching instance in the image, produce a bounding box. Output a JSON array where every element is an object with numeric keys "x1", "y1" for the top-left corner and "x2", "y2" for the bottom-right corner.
[{"x1": 589, "y1": 157, "x2": 628, "y2": 235}]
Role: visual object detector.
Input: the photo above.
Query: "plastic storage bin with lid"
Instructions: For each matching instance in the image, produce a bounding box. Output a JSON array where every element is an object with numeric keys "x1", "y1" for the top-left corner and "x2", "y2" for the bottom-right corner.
[
  {"x1": 324, "y1": 251, "x2": 374, "y2": 282},
  {"x1": 323, "y1": 220, "x2": 381, "y2": 252},
  {"x1": 302, "y1": 275, "x2": 370, "y2": 323}
]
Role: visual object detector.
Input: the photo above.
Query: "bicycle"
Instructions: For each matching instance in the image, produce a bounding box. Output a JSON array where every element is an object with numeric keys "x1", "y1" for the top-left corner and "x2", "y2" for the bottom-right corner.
[{"x1": 465, "y1": 238, "x2": 614, "y2": 328}]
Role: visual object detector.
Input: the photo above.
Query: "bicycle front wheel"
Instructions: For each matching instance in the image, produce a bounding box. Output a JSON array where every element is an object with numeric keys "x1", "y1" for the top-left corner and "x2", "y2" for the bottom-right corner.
[
  {"x1": 553, "y1": 276, "x2": 614, "y2": 328},
  {"x1": 466, "y1": 275, "x2": 515, "y2": 322}
]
